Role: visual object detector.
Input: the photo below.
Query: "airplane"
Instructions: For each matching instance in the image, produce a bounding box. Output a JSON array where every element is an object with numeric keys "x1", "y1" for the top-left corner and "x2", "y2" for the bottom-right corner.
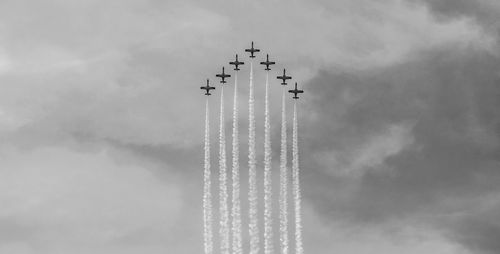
[
  {"x1": 216, "y1": 67, "x2": 231, "y2": 84},
  {"x1": 288, "y1": 82, "x2": 304, "y2": 99},
  {"x1": 245, "y1": 41, "x2": 260, "y2": 58},
  {"x1": 229, "y1": 54, "x2": 245, "y2": 71},
  {"x1": 200, "y1": 79, "x2": 215, "y2": 95},
  {"x1": 276, "y1": 68, "x2": 292, "y2": 85},
  {"x1": 260, "y1": 54, "x2": 276, "y2": 71}
]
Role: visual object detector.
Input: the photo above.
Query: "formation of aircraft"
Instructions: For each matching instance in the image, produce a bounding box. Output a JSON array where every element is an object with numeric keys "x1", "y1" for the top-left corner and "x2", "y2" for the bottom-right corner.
[
  {"x1": 289, "y1": 82, "x2": 304, "y2": 99},
  {"x1": 260, "y1": 54, "x2": 276, "y2": 71},
  {"x1": 200, "y1": 79, "x2": 215, "y2": 96},
  {"x1": 201, "y1": 42, "x2": 304, "y2": 99}
]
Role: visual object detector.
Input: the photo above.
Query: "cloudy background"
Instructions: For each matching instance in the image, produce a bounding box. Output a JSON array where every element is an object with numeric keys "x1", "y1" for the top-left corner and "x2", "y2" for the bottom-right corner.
[{"x1": 0, "y1": 0, "x2": 499, "y2": 253}]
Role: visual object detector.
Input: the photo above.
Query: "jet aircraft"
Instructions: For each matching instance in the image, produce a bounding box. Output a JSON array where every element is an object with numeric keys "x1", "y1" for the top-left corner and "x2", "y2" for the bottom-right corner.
[
  {"x1": 288, "y1": 82, "x2": 304, "y2": 99},
  {"x1": 229, "y1": 54, "x2": 244, "y2": 71},
  {"x1": 216, "y1": 67, "x2": 231, "y2": 84},
  {"x1": 245, "y1": 41, "x2": 260, "y2": 58},
  {"x1": 260, "y1": 54, "x2": 276, "y2": 71},
  {"x1": 200, "y1": 79, "x2": 215, "y2": 95},
  {"x1": 277, "y1": 68, "x2": 292, "y2": 85}
]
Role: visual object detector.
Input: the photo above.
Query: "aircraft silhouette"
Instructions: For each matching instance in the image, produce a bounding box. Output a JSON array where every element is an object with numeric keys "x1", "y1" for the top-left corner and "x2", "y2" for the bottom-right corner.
[
  {"x1": 216, "y1": 67, "x2": 231, "y2": 84},
  {"x1": 245, "y1": 41, "x2": 260, "y2": 58},
  {"x1": 200, "y1": 79, "x2": 215, "y2": 95},
  {"x1": 288, "y1": 82, "x2": 304, "y2": 99},
  {"x1": 229, "y1": 54, "x2": 244, "y2": 71},
  {"x1": 260, "y1": 54, "x2": 276, "y2": 71},
  {"x1": 277, "y1": 68, "x2": 292, "y2": 85}
]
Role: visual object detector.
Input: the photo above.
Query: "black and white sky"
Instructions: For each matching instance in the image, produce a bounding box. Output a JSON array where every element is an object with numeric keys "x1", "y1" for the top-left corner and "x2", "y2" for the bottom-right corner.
[{"x1": 0, "y1": 0, "x2": 499, "y2": 253}]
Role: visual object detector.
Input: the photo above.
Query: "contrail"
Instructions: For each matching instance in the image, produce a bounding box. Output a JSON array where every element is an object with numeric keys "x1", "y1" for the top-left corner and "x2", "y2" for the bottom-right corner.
[
  {"x1": 219, "y1": 86, "x2": 230, "y2": 254},
  {"x1": 279, "y1": 88, "x2": 289, "y2": 254},
  {"x1": 248, "y1": 62, "x2": 260, "y2": 254},
  {"x1": 263, "y1": 72, "x2": 274, "y2": 254},
  {"x1": 292, "y1": 101, "x2": 303, "y2": 254},
  {"x1": 203, "y1": 98, "x2": 214, "y2": 254},
  {"x1": 231, "y1": 72, "x2": 242, "y2": 254}
]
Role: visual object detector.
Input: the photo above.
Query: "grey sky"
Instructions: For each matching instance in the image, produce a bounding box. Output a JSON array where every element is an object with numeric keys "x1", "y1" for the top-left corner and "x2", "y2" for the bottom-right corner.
[{"x1": 0, "y1": 0, "x2": 498, "y2": 253}]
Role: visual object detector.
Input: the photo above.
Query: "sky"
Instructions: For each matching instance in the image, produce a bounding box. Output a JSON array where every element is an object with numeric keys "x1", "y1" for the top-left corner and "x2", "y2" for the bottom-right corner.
[{"x1": 0, "y1": 0, "x2": 499, "y2": 253}]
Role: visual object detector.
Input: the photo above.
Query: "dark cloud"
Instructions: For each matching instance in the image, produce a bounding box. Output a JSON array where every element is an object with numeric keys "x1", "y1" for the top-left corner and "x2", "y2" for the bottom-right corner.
[
  {"x1": 303, "y1": 45, "x2": 500, "y2": 253},
  {"x1": 0, "y1": 0, "x2": 498, "y2": 253},
  {"x1": 450, "y1": 209, "x2": 500, "y2": 254},
  {"x1": 410, "y1": 0, "x2": 500, "y2": 31}
]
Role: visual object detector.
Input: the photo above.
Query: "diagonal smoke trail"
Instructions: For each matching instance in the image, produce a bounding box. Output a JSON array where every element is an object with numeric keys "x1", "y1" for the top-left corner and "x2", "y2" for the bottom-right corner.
[
  {"x1": 292, "y1": 101, "x2": 303, "y2": 254},
  {"x1": 203, "y1": 98, "x2": 214, "y2": 254},
  {"x1": 231, "y1": 72, "x2": 242, "y2": 254},
  {"x1": 248, "y1": 62, "x2": 260, "y2": 254},
  {"x1": 279, "y1": 88, "x2": 289, "y2": 254},
  {"x1": 219, "y1": 86, "x2": 230, "y2": 254},
  {"x1": 263, "y1": 72, "x2": 274, "y2": 254}
]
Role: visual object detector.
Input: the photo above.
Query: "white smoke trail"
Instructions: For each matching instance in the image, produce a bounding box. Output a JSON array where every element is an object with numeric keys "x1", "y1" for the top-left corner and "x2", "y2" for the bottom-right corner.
[
  {"x1": 231, "y1": 72, "x2": 242, "y2": 254},
  {"x1": 292, "y1": 101, "x2": 303, "y2": 254},
  {"x1": 263, "y1": 72, "x2": 274, "y2": 254},
  {"x1": 248, "y1": 62, "x2": 260, "y2": 254},
  {"x1": 279, "y1": 88, "x2": 289, "y2": 254},
  {"x1": 219, "y1": 86, "x2": 230, "y2": 254},
  {"x1": 203, "y1": 98, "x2": 214, "y2": 254}
]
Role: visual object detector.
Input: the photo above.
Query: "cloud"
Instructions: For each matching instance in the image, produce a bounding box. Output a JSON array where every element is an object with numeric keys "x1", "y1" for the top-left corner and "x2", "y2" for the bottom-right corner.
[
  {"x1": 315, "y1": 122, "x2": 415, "y2": 177},
  {"x1": 303, "y1": 41, "x2": 500, "y2": 253},
  {"x1": 0, "y1": 0, "x2": 231, "y2": 148},
  {"x1": 0, "y1": 145, "x2": 197, "y2": 254},
  {"x1": 408, "y1": 0, "x2": 500, "y2": 31},
  {"x1": 0, "y1": 0, "x2": 498, "y2": 253},
  {"x1": 0, "y1": 0, "x2": 493, "y2": 150},
  {"x1": 302, "y1": 205, "x2": 467, "y2": 254}
]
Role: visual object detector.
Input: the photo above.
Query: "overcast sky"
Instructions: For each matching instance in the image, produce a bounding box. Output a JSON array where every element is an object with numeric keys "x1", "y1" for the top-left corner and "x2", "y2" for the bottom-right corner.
[{"x1": 0, "y1": 0, "x2": 499, "y2": 254}]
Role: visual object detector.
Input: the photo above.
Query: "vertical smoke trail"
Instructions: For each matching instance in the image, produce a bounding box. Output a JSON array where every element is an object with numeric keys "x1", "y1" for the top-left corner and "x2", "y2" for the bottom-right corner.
[
  {"x1": 203, "y1": 98, "x2": 214, "y2": 254},
  {"x1": 248, "y1": 62, "x2": 260, "y2": 254},
  {"x1": 231, "y1": 72, "x2": 242, "y2": 254},
  {"x1": 279, "y1": 88, "x2": 289, "y2": 254},
  {"x1": 263, "y1": 72, "x2": 274, "y2": 254},
  {"x1": 219, "y1": 87, "x2": 230, "y2": 254},
  {"x1": 292, "y1": 101, "x2": 303, "y2": 254}
]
